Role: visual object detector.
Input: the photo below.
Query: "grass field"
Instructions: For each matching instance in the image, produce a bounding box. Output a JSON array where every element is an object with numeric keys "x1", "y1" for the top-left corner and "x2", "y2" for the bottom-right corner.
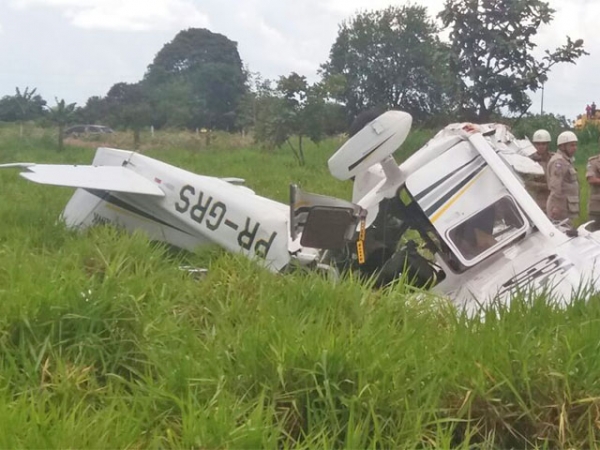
[{"x1": 2, "y1": 127, "x2": 600, "y2": 448}]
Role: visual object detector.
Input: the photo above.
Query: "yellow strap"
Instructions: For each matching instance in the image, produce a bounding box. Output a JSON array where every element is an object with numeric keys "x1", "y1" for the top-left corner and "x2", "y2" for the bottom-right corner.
[
  {"x1": 358, "y1": 217, "x2": 366, "y2": 241},
  {"x1": 356, "y1": 240, "x2": 365, "y2": 265}
]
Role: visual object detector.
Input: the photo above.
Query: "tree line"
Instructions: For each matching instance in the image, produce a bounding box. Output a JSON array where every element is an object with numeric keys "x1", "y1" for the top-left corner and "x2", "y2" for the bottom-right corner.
[{"x1": 0, "y1": 0, "x2": 588, "y2": 158}]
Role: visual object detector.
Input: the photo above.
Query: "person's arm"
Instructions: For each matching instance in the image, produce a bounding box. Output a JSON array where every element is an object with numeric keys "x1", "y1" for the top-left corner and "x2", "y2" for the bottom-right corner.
[
  {"x1": 547, "y1": 161, "x2": 564, "y2": 197},
  {"x1": 586, "y1": 161, "x2": 600, "y2": 185},
  {"x1": 528, "y1": 179, "x2": 548, "y2": 190},
  {"x1": 547, "y1": 161, "x2": 565, "y2": 219}
]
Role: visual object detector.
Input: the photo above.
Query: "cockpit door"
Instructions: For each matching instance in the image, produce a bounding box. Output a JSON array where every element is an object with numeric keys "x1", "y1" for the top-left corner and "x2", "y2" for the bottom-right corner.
[{"x1": 406, "y1": 141, "x2": 528, "y2": 267}]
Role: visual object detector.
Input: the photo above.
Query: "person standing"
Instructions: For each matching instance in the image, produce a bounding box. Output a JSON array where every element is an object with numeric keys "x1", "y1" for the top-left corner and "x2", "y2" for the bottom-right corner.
[
  {"x1": 586, "y1": 137, "x2": 600, "y2": 229},
  {"x1": 546, "y1": 131, "x2": 579, "y2": 225},
  {"x1": 525, "y1": 129, "x2": 553, "y2": 211}
]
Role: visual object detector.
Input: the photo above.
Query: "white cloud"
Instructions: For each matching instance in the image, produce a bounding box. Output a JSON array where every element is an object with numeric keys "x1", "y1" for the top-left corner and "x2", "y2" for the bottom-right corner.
[
  {"x1": 232, "y1": 6, "x2": 318, "y2": 78},
  {"x1": 9, "y1": 0, "x2": 210, "y2": 31},
  {"x1": 323, "y1": 0, "x2": 445, "y2": 17},
  {"x1": 521, "y1": 0, "x2": 600, "y2": 119},
  {"x1": 325, "y1": 0, "x2": 411, "y2": 14}
]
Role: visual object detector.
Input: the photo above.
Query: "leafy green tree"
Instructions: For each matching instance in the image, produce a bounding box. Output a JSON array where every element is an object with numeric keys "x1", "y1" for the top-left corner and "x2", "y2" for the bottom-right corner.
[
  {"x1": 321, "y1": 102, "x2": 348, "y2": 136},
  {"x1": 104, "y1": 82, "x2": 153, "y2": 149},
  {"x1": 322, "y1": 5, "x2": 451, "y2": 122},
  {"x1": 236, "y1": 92, "x2": 257, "y2": 134},
  {"x1": 315, "y1": 74, "x2": 351, "y2": 135},
  {"x1": 144, "y1": 28, "x2": 247, "y2": 130},
  {"x1": 105, "y1": 82, "x2": 139, "y2": 107},
  {"x1": 146, "y1": 28, "x2": 242, "y2": 80},
  {"x1": 76, "y1": 96, "x2": 111, "y2": 124},
  {"x1": 439, "y1": 0, "x2": 588, "y2": 121},
  {"x1": 254, "y1": 73, "x2": 329, "y2": 166},
  {"x1": 148, "y1": 79, "x2": 193, "y2": 128},
  {"x1": 509, "y1": 113, "x2": 570, "y2": 142},
  {"x1": 47, "y1": 98, "x2": 76, "y2": 151},
  {"x1": 236, "y1": 72, "x2": 275, "y2": 134},
  {"x1": 121, "y1": 103, "x2": 153, "y2": 150}
]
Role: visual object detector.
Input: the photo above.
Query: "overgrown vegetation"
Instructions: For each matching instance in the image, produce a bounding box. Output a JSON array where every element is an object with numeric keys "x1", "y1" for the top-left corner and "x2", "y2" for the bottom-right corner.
[
  {"x1": 47, "y1": 98, "x2": 77, "y2": 151},
  {"x1": 1, "y1": 128, "x2": 600, "y2": 447},
  {"x1": 510, "y1": 113, "x2": 571, "y2": 143}
]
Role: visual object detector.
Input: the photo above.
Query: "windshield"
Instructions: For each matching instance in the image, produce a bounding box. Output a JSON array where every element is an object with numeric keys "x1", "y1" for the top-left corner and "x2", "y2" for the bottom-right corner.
[{"x1": 448, "y1": 196, "x2": 526, "y2": 262}]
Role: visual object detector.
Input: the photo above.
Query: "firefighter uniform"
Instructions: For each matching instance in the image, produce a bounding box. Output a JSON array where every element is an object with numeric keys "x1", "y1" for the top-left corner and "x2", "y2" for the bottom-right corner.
[
  {"x1": 546, "y1": 151, "x2": 580, "y2": 222},
  {"x1": 586, "y1": 155, "x2": 600, "y2": 223},
  {"x1": 525, "y1": 152, "x2": 552, "y2": 211}
]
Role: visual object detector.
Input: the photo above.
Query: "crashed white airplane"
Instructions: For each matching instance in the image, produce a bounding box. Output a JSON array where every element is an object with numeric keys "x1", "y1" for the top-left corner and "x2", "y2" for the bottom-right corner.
[{"x1": 3, "y1": 111, "x2": 600, "y2": 313}]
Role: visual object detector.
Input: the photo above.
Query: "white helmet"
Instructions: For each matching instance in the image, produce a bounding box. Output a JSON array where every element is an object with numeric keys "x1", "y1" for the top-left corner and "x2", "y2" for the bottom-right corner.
[
  {"x1": 532, "y1": 129, "x2": 551, "y2": 143},
  {"x1": 557, "y1": 131, "x2": 578, "y2": 146}
]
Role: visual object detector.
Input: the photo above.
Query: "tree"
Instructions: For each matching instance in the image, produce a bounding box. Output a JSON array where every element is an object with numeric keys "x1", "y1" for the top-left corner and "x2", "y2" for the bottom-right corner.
[
  {"x1": 254, "y1": 73, "x2": 328, "y2": 166},
  {"x1": 0, "y1": 87, "x2": 47, "y2": 126},
  {"x1": 47, "y1": 98, "x2": 76, "y2": 151},
  {"x1": 439, "y1": 0, "x2": 588, "y2": 121},
  {"x1": 144, "y1": 28, "x2": 247, "y2": 130},
  {"x1": 76, "y1": 96, "x2": 111, "y2": 124},
  {"x1": 104, "y1": 82, "x2": 153, "y2": 149},
  {"x1": 147, "y1": 79, "x2": 193, "y2": 128},
  {"x1": 236, "y1": 71, "x2": 276, "y2": 134},
  {"x1": 121, "y1": 102, "x2": 153, "y2": 150},
  {"x1": 509, "y1": 113, "x2": 570, "y2": 141},
  {"x1": 321, "y1": 5, "x2": 451, "y2": 122}
]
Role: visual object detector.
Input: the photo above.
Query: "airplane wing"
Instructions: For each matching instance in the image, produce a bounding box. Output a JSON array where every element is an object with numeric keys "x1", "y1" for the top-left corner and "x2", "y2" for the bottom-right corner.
[{"x1": 0, "y1": 163, "x2": 165, "y2": 197}]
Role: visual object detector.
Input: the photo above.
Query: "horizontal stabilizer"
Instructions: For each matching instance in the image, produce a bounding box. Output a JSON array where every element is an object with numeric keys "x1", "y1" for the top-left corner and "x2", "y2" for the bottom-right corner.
[
  {"x1": 0, "y1": 163, "x2": 36, "y2": 169},
  {"x1": 221, "y1": 177, "x2": 245, "y2": 185},
  {"x1": 14, "y1": 164, "x2": 165, "y2": 197}
]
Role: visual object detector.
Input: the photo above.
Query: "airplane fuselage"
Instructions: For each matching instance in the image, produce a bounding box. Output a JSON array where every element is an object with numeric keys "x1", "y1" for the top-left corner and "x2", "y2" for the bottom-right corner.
[{"x1": 62, "y1": 148, "x2": 293, "y2": 271}]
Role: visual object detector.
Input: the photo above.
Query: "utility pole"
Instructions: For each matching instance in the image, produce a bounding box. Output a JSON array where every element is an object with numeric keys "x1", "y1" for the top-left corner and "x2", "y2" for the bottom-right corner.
[{"x1": 541, "y1": 83, "x2": 545, "y2": 115}]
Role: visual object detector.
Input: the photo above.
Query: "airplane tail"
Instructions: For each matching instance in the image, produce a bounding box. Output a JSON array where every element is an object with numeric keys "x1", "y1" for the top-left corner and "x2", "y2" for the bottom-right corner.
[{"x1": 61, "y1": 189, "x2": 106, "y2": 228}]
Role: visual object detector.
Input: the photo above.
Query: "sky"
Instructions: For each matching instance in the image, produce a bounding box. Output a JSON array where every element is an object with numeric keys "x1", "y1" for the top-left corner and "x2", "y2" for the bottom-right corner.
[{"x1": 0, "y1": 0, "x2": 598, "y2": 123}]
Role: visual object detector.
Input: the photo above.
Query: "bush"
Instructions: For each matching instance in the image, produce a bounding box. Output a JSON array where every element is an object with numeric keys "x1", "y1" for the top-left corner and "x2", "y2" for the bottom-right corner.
[
  {"x1": 576, "y1": 123, "x2": 600, "y2": 146},
  {"x1": 509, "y1": 113, "x2": 571, "y2": 146}
]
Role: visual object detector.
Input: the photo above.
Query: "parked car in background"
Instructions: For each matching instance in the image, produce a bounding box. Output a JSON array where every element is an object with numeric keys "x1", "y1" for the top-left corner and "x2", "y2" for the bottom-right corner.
[{"x1": 65, "y1": 125, "x2": 114, "y2": 137}]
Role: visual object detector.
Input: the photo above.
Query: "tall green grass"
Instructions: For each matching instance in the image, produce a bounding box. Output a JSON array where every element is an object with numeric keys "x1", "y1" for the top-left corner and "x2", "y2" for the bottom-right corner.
[{"x1": 1, "y1": 128, "x2": 600, "y2": 448}]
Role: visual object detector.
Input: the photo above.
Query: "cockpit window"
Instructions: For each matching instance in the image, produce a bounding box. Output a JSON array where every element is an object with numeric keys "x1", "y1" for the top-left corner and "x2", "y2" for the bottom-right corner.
[{"x1": 448, "y1": 197, "x2": 525, "y2": 262}]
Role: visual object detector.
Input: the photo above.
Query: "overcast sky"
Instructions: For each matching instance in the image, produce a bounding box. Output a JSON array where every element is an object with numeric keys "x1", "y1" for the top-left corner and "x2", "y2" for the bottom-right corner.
[{"x1": 1, "y1": 0, "x2": 598, "y2": 123}]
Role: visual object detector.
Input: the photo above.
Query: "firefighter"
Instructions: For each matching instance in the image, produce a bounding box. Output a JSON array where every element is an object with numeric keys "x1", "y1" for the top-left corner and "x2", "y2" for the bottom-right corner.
[
  {"x1": 525, "y1": 129, "x2": 552, "y2": 211},
  {"x1": 586, "y1": 137, "x2": 600, "y2": 230},
  {"x1": 546, "y1": 131, "x2": 579, "y2": 226}
]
